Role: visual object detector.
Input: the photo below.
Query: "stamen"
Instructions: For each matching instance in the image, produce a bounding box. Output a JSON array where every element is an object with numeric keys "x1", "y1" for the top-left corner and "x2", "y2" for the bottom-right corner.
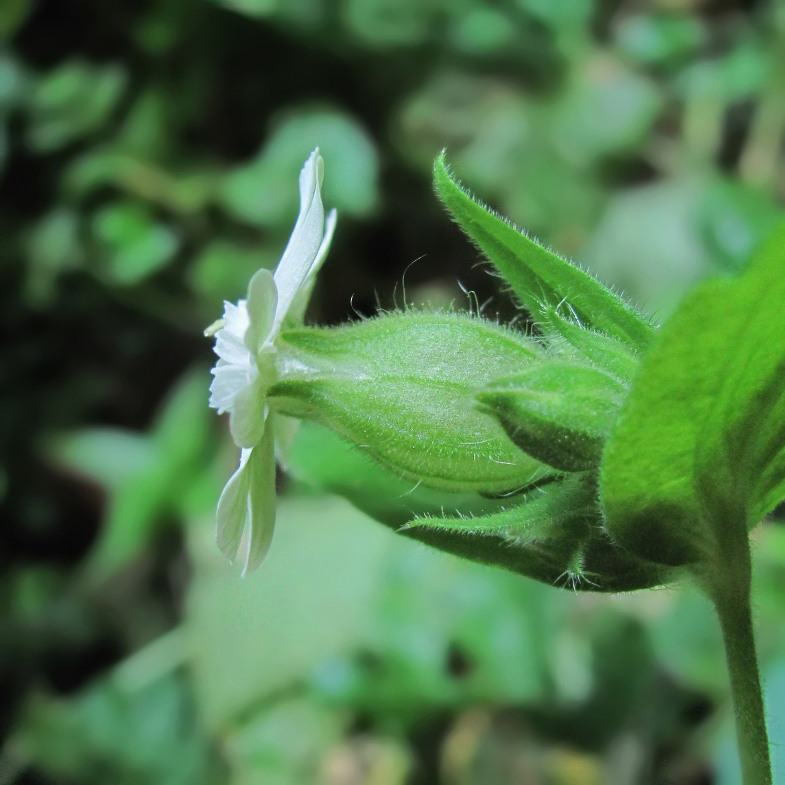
[{"x1": 204, "y1": 318, "x2": 226, "y2": 338}]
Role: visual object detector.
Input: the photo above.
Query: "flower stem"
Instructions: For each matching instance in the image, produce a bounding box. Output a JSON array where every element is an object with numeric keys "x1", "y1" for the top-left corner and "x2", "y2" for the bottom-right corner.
[{"x1": 710, "y1": 554, "x2": 771, "y2": 785}]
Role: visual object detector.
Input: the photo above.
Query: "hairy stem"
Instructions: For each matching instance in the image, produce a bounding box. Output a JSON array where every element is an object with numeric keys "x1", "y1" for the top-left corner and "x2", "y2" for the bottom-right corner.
[{"x1": 710, "y1": 549, "x2": 771, "y2": 785}]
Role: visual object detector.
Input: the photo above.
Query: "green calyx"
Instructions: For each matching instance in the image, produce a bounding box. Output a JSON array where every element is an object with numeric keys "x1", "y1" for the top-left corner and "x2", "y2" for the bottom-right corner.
[
  {"x1": 273, "y1": 308, "x2": 663, "y2": 590},
  {"x1": 270, "y1": 310, "x2": 557, "y2": 495}
]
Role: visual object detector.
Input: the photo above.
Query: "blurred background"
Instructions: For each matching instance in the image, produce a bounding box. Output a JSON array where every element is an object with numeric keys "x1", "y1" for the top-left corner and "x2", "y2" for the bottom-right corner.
[{"x1": 2, "y1": 0, "x2": 785, "y2": 783}]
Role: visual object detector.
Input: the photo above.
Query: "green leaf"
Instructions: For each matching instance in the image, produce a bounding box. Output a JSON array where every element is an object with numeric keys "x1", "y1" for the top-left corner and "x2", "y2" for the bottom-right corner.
[
  {"x1": 616, "y1": 14, "x2": 705, "y2": 68},
  {"x1": 343, "y1": 0, "x2": 431, "y2": 47},
  {"x1": 477, "y1": 361, "x2": 626, "y2": 472},
  {"x1": 309, "y1": 553, "x2": 567, "y2": 719},
  {"x1": 270, "y1": 311, "x2": 556, "y2": 494},
  {"x1": 406, "y1": 474, "x2": 666, "y2": 592},
  {"x1": 695, "y1": 230, "x2": 785, "y2": 527},
  {"x1": 25, "y1": 208, "x2": 81, "y2": 305},
  {"x1": 516, "y1": 0, "x2": 593, "y2": 30},
  {"x1": 544, "y1": 309, "x2": 639, "y2": 383},
  {"x1": 13, "y1": 672, "x2": 217, "y2": 785},
  {"x1": 698, "y1": 178, "x2": 785, "y2": 274},
  {"x1": 433, "y1": 153, "x2": 655, "y2": 351},
  {"x1": 221, "y1": 698, "x2": 350, "y2": 785},
  {"x1": 549, "y1": 57, "x2": 663, "y2": 165},
  {"x1": 600, "y1": 222, "x2": 785, "y2": 570},
  {"x1": 92, "y1": 202, "x2": 179, "y2": 285},
  {"x1": 405, "y1": 473, "x2": 592, "y2": 540},
  {"x1": 448, "y1": 8, "x2": 516, "y2": 55},
  {"x1": 218, "y1": 107, "x2": 379, "y2": 227},
  {"x1": 189, "y1": 239, "x2": 277, "y2": 312},
  {"x1": 48, "y1": 372, "x2": 212, "y2": 581},
  {"x1": 187, "y1": 495, "x2": 403, "y2": 726},
  {"x1": 27, "y1": 61, "x2": 127, "y2": 152},
  {"x1": 0, "y1": 51, "x2": 25, "y2": 110},
  {"x1": 46, "y1": 429, "x2": 153, "y2": 492}
]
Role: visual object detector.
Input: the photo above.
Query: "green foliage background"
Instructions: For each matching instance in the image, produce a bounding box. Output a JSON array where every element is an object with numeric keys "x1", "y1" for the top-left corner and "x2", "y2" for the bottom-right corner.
[{"x1": 2, "y1": 0, "x2": 785, "y2": 783}]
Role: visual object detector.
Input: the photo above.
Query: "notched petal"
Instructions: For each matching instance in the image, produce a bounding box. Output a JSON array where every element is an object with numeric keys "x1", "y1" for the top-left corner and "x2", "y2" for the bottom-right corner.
[
  {"x1": 216, "y1": 449, "x2": 253, "y2": 561},
  {"x1": 286, "y1": 208, "x2": 338, "y2": 326},
  {"x1": 229, "y1": 382, "x2": 267, "y2": 448},
  {"x1": 209, "y1": 363, "x2": 249, "y2": 413},
  {"x1": 244, "y1": 268, "x2": 278, "y2": 354},
  {"x1": 242, "y1": 424, "x2": 277, "y2": 575},
  {"x1": 274, "y1": 149, "x2": 329, "y2": 330}
]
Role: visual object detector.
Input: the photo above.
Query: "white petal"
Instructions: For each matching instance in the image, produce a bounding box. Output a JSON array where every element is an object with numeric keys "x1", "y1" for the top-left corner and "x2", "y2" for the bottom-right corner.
[
  {"x1": 273, "y1": 149, "x2": 327, "y2": 331},
  {"x1": 244, "y1": 268, "x2": 277, "y2": 354},
  {"x1": 214, "y1": 300, "x2": 250, "y2": 364},
  {"x1": 214, "y1": 332, "x2": 248, "y2": 366},
  {"x1": 241, "y1": 422, "x2": 277, "y2": 575},
  {"x1": 223, "y1": 300, "x2": 250, "y2": 340},
  {"x1": 228, "y1": 379, "x2": 266, "y2": 448},
  {"x1": 216, "y1": 449, "x2": 253, "y2": 561},
  {"x1": 308, "y1": 207, "x2": 337, "y2": 281},
  {"x1": 286, "y1": 208, "x2": 337, "y2": 325},
  {"x1": 215, "y1": 426, "x2": 276, "y2": 574},
  {"x1": 209, "y1": 363, "x2": 250, "y2": 413}
]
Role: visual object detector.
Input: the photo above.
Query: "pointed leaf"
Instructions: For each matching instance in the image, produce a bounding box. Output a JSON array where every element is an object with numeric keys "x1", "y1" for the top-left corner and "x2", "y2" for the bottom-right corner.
[
  {"x1": 544, "y1": 309, "x2": 639, "y2": 383},
  {"x1": 433, "y1": 153, "x2": 654, "y2": 351},
  {"x1": 406, "y1": 475, "x2": 666, "y2": 592},
  {"x1": 405, "y1": 474, "x2": 594, "y2": 540}
]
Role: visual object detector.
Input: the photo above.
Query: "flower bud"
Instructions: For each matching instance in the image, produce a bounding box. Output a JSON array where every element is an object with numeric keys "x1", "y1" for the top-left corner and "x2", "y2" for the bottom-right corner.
[{"x1": 269, "y1": 312, "x2": 560, "y2": 494}]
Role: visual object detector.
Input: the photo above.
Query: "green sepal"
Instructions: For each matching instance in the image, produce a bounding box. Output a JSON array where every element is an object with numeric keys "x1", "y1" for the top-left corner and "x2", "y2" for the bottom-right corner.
[
  {"x1": 477, "y1": 362, "x2": 626, "y2": 472},
  {"x1": 270, "y1": 311, "x2": 558, "y2": 494},
  {"x1": 406, "y1": 474, "x2": 667, "y2": 592},
  {"x1": 288, "y1": 426, "x2": 666, "y2": 592},
  {"x1": 433, "y1": 153, "x2": 655, "y2": 352},
  {"x1": 600, "y1": 222, "x2": 785, "y2": 572},
  {"x1": 543, "y1": 309, "x2": 639, "y2": 384},
  {"x1": 288, "y1": 421, "x2": 512, "y2": 527}
]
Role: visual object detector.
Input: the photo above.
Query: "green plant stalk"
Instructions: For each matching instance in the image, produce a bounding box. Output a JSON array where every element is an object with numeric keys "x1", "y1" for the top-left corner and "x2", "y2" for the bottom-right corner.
[{"x1": 708, "y1": 544, "x2": 771, "y2": 785}]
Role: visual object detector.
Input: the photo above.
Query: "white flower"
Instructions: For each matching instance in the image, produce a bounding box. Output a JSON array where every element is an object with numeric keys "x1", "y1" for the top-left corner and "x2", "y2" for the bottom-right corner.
[{"x1": 207, "y1": 148, "x2": 336, "y2": 574}]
